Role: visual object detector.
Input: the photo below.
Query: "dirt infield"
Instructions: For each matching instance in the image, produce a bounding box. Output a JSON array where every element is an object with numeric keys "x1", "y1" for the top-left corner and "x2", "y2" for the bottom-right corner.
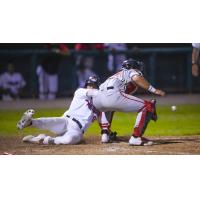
[
  {"x1": 1, "y1": 94, "x2": 200, "y2": 155},
  {"x1": 1, "y1": 135, "x2": 200, "y2": 155}
]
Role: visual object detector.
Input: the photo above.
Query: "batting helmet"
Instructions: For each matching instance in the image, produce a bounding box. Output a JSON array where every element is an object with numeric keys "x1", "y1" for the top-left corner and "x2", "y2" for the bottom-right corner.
[
  {"x1": 122, "y1": 58, "x2": 144, "y2": 72},
  {"x1": 84, "y1": 76, "x2": 100, "y2": 89}
]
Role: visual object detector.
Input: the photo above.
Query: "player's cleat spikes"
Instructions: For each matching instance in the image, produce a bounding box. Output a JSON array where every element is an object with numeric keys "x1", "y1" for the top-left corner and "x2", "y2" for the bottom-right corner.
[
  {"x1": 129, "y1": 136, "x2": 153, "y2": 146},
  {"x1": 17, "y1": 109, "x2": 35, "y2": 130},
  {"x1": 151, "y1": 99, "x2": 157, "y2": 121}
]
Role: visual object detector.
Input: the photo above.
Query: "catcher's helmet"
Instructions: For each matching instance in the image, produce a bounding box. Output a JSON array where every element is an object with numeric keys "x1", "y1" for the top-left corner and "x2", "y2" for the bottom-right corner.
[
  {"x1": 122, "y1": 58, "x2": 144, "y2": 72},
  {"x1": 84, "y1": 76, "x2": 100, "y2": 88}
]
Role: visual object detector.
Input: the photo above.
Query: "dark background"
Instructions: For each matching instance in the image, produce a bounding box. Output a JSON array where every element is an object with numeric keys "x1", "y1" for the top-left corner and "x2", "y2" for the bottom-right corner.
[{"x1": 0, "y1": 43, "x2": 198, "y2": 98}]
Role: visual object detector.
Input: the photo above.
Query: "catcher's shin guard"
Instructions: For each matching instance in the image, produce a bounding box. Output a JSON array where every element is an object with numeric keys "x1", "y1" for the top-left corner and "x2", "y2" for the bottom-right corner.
[{"x1": 133, "y1": 99, "x2": 157, "y2": 137}]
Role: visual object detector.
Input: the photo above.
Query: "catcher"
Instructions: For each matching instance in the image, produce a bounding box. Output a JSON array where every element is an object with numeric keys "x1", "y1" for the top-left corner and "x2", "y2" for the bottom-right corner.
[{"x1": 92, "y1": 58, "x2": 165, "y2": 146}]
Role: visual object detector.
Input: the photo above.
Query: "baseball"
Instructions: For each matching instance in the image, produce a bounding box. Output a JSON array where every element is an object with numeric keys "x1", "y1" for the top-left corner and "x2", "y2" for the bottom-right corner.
[{"x1": 171, "y1": 105, "x2": 177, "y2": 111}]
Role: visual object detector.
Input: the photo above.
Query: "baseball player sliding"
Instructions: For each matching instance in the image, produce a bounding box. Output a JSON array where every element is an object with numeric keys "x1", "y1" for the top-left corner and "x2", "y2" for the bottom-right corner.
[
  {"x1": 92, "y1": 58, "x2": 165, "y2": 146},
  {"x1": 17, "y1": 77, "x2": 101, "y2": 145}
]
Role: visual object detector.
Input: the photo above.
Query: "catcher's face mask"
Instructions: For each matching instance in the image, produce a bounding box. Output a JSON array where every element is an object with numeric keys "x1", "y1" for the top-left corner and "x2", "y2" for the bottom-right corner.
[{"x1": 122, "y1": 58, "x2": 144, "y2": 72}]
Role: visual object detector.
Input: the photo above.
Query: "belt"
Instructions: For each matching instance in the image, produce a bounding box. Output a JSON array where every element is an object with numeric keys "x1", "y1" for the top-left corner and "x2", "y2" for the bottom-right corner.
[
  {"x1": 66, "y1": 115, "x2": 83, "y2": 129},
  {"x1": 107, "y1": 86, "x2": 114, "y2": 90}
]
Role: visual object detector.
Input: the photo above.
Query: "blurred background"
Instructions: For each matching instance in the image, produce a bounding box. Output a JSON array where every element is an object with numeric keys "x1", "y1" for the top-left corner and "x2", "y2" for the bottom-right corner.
[{"x1": 0, "y1": 43, "x2": 199, "y2": 101}]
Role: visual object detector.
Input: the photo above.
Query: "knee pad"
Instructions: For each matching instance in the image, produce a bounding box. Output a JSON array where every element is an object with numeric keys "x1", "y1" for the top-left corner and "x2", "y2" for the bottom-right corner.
[{"x1": 144, "y1": 101, "x2": 153, "y2": 112}]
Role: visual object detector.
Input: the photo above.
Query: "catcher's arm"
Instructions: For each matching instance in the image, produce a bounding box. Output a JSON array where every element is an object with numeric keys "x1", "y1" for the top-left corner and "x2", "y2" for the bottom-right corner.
[{"x1": 132, "y1": 75, "x2": 165, "y2": 96}]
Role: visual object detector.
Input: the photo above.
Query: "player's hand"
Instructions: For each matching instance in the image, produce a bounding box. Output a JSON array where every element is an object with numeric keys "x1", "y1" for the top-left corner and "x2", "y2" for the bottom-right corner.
[{"x1": 155, "y1": 89, "x2": 165, "y2": 96}]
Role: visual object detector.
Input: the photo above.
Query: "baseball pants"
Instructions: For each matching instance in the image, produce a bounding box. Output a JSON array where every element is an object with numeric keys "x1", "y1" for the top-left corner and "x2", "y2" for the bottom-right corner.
[
  {"x1": 93, "y1": 90, "x2": 154, "y2": 137},
  {"x1": 31, "y1": 117, "x2": 83, "y2": 144}
]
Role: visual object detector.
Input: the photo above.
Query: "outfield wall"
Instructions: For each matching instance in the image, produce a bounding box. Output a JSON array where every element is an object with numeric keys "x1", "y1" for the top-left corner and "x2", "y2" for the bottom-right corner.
[{"x1": 0, "y1": 45, "x2": 199, "y2": 98}]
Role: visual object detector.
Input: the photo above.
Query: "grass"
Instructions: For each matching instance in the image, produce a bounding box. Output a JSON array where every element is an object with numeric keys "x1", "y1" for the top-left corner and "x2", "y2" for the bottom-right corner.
[{"x1": 0, "y1": 105, "x2": 200, "y2": 137}]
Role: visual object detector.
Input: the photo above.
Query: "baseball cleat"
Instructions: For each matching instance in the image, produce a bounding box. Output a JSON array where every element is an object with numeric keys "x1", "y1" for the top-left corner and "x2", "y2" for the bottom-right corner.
[
  {"x1": 22, "y1": 134, "x2": 47, "y2": 144},
  {"x1": 17, "y1": 109, "x2": 35, "y2": 130},
  {"x1": 129, "y1": 136, "x2": 153, "y2": 146},
  {"x1": 101, "y1": 133, "x2": 110, "y2": 143},
  {"x1": 101, "y1": 130, "x2": 110, "y2": 143}
]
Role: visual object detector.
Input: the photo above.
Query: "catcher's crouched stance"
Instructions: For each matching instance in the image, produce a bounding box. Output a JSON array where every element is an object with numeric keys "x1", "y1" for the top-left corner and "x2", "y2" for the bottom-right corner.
[
  {"x1": 17, "y1": 77, "x2": 101, "y2": 145},
  {"x1": 93, "y1": 58, "x2": 165, "y2": 146}
]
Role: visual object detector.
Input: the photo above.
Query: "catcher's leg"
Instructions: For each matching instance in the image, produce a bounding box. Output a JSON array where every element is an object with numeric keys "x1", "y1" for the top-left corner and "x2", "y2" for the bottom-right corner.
[
  {"x1": 98, "y1": 112, "x2": 110, "y2": 143},
  {"x1": 98, "y1": 111, "x2": 117, "y2": 143},
  {"x1": 129, "y1": 99, "x2": 157, "y2": 146},
  {"x1": 104, "y1": 111, "x2": 118, "y2": 141},
  {"x1": 102, "y1": 92, "x2": 156, "y2": 145}
]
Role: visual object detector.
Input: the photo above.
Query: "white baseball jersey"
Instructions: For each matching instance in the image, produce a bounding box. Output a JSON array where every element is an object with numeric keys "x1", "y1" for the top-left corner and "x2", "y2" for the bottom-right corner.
[
  {"x1": 0, "y1": 72, "x2": 26, "y2": 94},
  {"x1": 63, "y1": 88, "x2": 99, "y2": 131},
  {"x1": 31, "y1": 88, "x2": 99, "y2": 145},
  {"x1": 192, "y1": 43, "x2": 200, "y2": 49},
  {"x1": 99, "y1": 68, "x2": 142, "y2": 94}
]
